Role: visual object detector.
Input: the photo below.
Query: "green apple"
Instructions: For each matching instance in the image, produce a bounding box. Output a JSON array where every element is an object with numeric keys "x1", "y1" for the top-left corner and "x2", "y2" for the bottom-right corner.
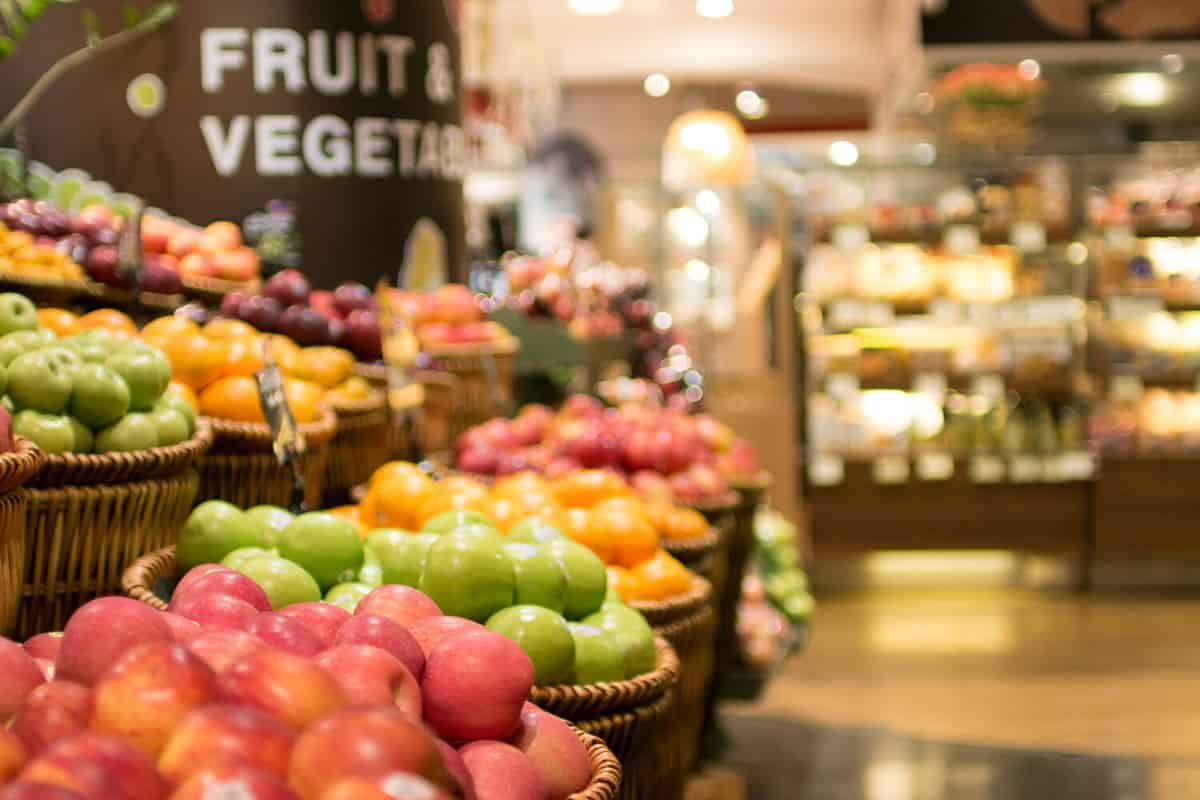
[
  {"x1": 486, "y1": 605, "x2": 576, "y2": 686},
  {"x1": 67, "y1": 417, "x2": 92, "y2": 453},
  {"x1": 583, "y1": 605, "x2": 657, "y2": 678},
  {"x1": 155, "y1": 394, "x2": 196, "y2": 436},
  {"x1": 147, "y1": 407, "x2": 189, "y2": 447},
  {"x1": 422, "y1": 510, "x2": 496, "y2": 535},
  {"x1": 244, "y1": 506, "x2": 294, "y2": 546},
  {"x1": 358, "y1": 547, "x2": 383, "y2": 588},
  {"x1": 419, "y1": 529, "x2": 515, "y2": 622},
  {"x1": 0, "y1": 293, "x2": 38, "y2": 336},
  {"x1": 276, "y1": 512, "x2": 364, "y2": 591},
  {"x1": 221, "y1": 546, "x2": 275, "y2": 572},
  {"x1": 0, "y1": 330, "x2": 52, "y2": 366},
  {"x1": 547, "y1": 539, "x2": 608, "y2": 621},
  {"x1": 507, "y1": 518, "x2": 567, "y2": 544},
  {"x1": 239, "y1": 555, "x2": 321, "y2": 610},
  {"x1": 0, "y1": 363, "x2": 9, "y2": 397},
  {"x1": 176, "y1": 500, "x2": 272, "y2": 572},
  {"x1": 12, "y1": 410, "x2": 75, "y2": 454},
  {"x1": 61, "y1": 331, "x2": 117, "y2": 363},
  {"x1": 569, "y1": 623, "x2": 628, "y2": 684},
  {"x1": 504, "y1": 542, "x2": 568, "y2": 613},
  {"x1": 325, "y1": 582, "x2": 373, "y2": 613},
  {"x1": 364, "y1": 529, "x2": 435, "y2": 587},
  {"x1": 8, "y1": 350, "x2": 73, "y2": 413},
  {"x1": 68, "y1": 363, "x2": 130, "y2": 429},
  {"x1": 94, "y1": 413, "x2": 158, "y2": 452},
  {"x1": 40, "y1": 347, "x2": 82, "y2": 377},
  {"x1": 1, "y1": 396, "x2": 12, "y2": 414},
  {"x1": 104, "y1": 348, "x2": 170, "y2": 411}
]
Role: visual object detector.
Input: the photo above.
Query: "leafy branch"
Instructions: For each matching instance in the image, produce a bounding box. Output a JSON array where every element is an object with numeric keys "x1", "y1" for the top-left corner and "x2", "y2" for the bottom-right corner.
[{"x1": 0, "y1": 1, "x2": 178, "y2": 140}]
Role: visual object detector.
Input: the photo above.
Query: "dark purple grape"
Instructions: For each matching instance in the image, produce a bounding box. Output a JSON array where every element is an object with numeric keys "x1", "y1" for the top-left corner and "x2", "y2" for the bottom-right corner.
[
  {"x1": 90, "y1": 225, "x2": 118, "y2": 246},
  {"x1": 11, "y1": 212, "x2": 41, "y2": 234}
]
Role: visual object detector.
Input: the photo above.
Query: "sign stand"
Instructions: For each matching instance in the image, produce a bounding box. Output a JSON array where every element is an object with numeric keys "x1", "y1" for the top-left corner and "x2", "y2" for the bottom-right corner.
[{"x1": 254, "y1": 347, "x2": 308, "y2": 514}]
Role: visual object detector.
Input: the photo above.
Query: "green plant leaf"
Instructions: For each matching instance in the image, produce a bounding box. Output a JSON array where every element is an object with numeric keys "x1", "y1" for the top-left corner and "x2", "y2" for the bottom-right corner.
[
  {"x1": 0, "y1": 33, "x2": 14, "y2": 58},
  {"x1": 0, "y1": 0, "x2": 28, "y2": 40},
  {"x1": 80, "y1": 6, "x2": 98, "y2": 45},
  {"x1": 121, "y1": 1, "x2": 138, "y2": 28},
  {"x1": 141, "y1": 1, "x2": 177, "y2": 27}
]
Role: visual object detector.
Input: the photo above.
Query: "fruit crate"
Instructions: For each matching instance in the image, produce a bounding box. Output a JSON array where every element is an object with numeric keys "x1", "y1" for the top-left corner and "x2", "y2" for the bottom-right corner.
[
  {"x1": 422, "y1": 337, "x2": 520, "y2": 444},
  {"x1": 323, "y1": 389, "x2": 391, "y2": 506},
  {"x1": 0, "y1": 438, "x2": 45, "y2": 636}
]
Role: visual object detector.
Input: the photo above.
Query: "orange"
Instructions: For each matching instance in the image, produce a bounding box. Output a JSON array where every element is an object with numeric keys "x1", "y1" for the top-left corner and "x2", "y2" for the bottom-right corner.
[
  {"x1": 552, "y1": 506, "x2": 592, "y2": 541},
  {"x1": 485, "y1": 496, "x2": 525, "y2": 534},
  {"x1": 607, "y1": 566, "x2": 641, "y2": 603},
  {"x1": 493, "y1": 472, "x2": 550, "y2": 499},
  {"x1": 369, "y1": 461, "x2": 428, "y2": 491},
  {"x1": 202, "y1": 318, "x2": 258, "y2": 340},
  {"x1": 166, "y1": 381, "x2": 199, "y2": 410},
  {"x1": 438, "y1": 475, "x2": 491, "y2": 497},
  {"x1": 662, "y1": 507, "x2": 709, "y2": 541},
  {"x1": 593, "y1": 495, "x2": 650, "y2": 520},
  {"x1": 553, "y1": 470, "x2": 629, "y2": 508},
  {"x1": 265, "y1": 334, "x2": 301, "y2": 365},
  {"x1": 593, "y1": 506, "x2": 658, "y2": 568},
  {"x1": 36, "y1": 308, "x2": 78, "y2": 337},
  {"x1": 288, "y1": 346, "x2": 355, "y2": 389},
  {"x1": 328, "y1": 505, "x2": 369, "y2": 540},
  {"x1": 508, "y1": 488, "x2": 559, "y2": 516},
  {"x1": 199, "y1": 376, "x2": 265, "y2": 423},
  {"x1": 570, "y1": 508, "x2": 619, "y2": 564},
  {"x1": 77, "y1": 308, "x2": 136, "y2": 339},
  {"x1": 630, "y1": 550, "x2": 692, "y2": 600},
  {"x1": 370, "y1": 469, "x2": 436, "y2": 530},
  {"x1": 283, "y1": 379, "x2": 323, "y2": 423},
  {"x1": 413, "y1": 484, "x2": 491, "y2": 528},
  {"x1": 161, "y1": 333, "x2": 227, "y2": 390},
  {"x1": 358, "y1": 492, "x2": 381, "y2": 529},
  {"x1": 141, "y1": 315, "x2": 199, "y2": 341},
  {"x1": 220, "y1": 336, "x2": 267, "y2": 379}
]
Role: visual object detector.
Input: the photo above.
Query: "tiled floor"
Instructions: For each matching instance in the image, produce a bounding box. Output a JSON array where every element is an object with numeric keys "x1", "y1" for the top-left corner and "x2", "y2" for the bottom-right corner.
[{"x1": 712, "y1": 588, "x2": 1200, "y2": 799}]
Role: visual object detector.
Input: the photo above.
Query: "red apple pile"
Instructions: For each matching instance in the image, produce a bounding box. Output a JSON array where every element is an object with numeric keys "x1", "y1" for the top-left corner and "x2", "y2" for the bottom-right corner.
[
  {"x1": 143, "y1": 219, "x2": 260, "y2": 285},
  {"x1": 0, "y1": 589, "x2": 596, "y2": 800},
  {"x1": 389, "y1": 285, "x2": 510, "y2": 348},
  {"x1": 456, "y1": 396, "x2": 763, "y2": 502}
]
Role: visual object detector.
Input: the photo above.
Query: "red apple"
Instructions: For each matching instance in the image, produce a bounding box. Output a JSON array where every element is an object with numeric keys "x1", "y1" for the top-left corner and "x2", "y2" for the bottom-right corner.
[
  {"x1": 343, "y1": 309, "x2": 383, "y2": 361},
  {"x1": 543, "y1": 458, "x2": 580, "y2": 480},
  {"x1": 175, "y1": 566, "x2": 236, "y2": 598},
  {"x1": 421, "y1": 630, "x2": 533, "y2": 743},
  {"x1": 161, "y1": 612, "x2": 203, "y2": 643},
  {"x1": 32, "y1": 660, "x2": 53, "y2": 682},
  {"x1": 170, "y1": 766, "x2": 299, "y2": 800},
  {"x1": 288, "y1": 707, "x2": 448, "y2": 800},
  {"x1": 242, "y1": 613, "x2": 324, "y2": 657},
  {"x1": 91, "y1": 642, "x2": 221, "y2": 758},
  {"x1": 406, "y1": 617, "x2": 484, "y2": 659},
  {"x1": 219, "y1": 649, "x2": 348, "y2": 731},
  {"x1": 629, "y1": 470, "x2": 673, "y2": 503},
  {"x1": 317, "y1": 774, "x2": 453, "y2": 800},
  {"x1": 171, "y1": 593, "x2": 261, "y2": 630},
  {"x1": 0, "y1": 640, "x2": 44, "y2": 720},
  {"x1": 55, "y1": 598, "x2": 172, "y2": 686},
  {"x1": 355, "y1": 586, "x2": 441, "y2": 630},
  {"x1": 170, "y1": 570, "x2": 272, "y2": 614},
  {"x1": 19, "y1": 732, "x2": 169, "y2": 800},
  {"x1": 509, "y1": 704, "x2": 590, "y2": 800},
  {"x1": 159, "y1": 705, "x2": 296, "y2": 786},
  {"x1": 278, "y1": 603, "x2": 351, "y2": 649},
  {"x1": 0, "y1": 784, "x2": 86, "y2": 800},
  {"x1": 435, "y1": 740, "x2": 476, "y2": 800},
  {"x1": 456, "y1": 447, "x2": 498, "y2": 476},
  {"x1": 186, "y1": 629, "x2": 264, "y2": 674},
  {"x1": 433, "y1": 285, "x2": 481, "y2": 326},
  {"x1": 458, "y1": 742, "x2": 547, "y2": 800},
  {"x1": 264, "y1": 270, "x2": 312, "y2": 308},
  {"x1": 308, "y1": 290, "x2": 341, "y2": 322},
  {"x1": 560, "y1": 395, "x2": 603, "y2": 419},
  {"x1": 314, "y1": 646, "x2": 421, "y2": 720},
  {"x1": 332, "y1": 282, "x2": 372, "y2": 317},
  {"x1": 11, "y1": 682, "x2": 92, "y2": 756},
  {"x1": 0, "y1": 728, "x2": 27, "y2": 782},
  {"x1": 333, "y1": 615, "x2": 424, "y2": 681},
  {"x1": 569, "y1": 422, "x2": 619, "y2": 469}
]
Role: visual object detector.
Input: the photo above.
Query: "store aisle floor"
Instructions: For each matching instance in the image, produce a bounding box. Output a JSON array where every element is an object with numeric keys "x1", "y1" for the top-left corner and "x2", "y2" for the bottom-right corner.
[{"x1": 715, "y1": 588, "x2": 1200, "y2": 799}]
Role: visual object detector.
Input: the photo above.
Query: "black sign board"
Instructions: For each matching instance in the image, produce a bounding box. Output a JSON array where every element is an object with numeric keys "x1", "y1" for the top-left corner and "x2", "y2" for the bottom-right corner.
[
  {"x1": 924, "y1": 0, "x2": 1200, "y2": 45},
  {"x1": 254, "y1": 359, "x2": 307, "y2": 513},
  {"x1": 0, "y1": 0, "x2": 465, "y2": 287}
]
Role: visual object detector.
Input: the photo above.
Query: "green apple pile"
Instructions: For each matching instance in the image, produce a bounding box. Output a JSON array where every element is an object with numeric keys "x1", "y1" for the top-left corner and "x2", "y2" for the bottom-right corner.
[
  {"x1": 0, "y1": 294, "x2": 192, "y2": 454},
  {"x1": 176, "y1": 502, "x2": 659, "y2": 686},
  {"x1": 754, "y1": 508, "x2": 814, "y2": 624}
]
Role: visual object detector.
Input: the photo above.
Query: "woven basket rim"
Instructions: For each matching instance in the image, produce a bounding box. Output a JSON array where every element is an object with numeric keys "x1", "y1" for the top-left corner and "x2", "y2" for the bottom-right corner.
[
  {"x1": 421, "y1": 335, "x2": 520, "y2": 358},
  {"x1": 530, "y1": 635, "x2": 679, "y2": 715},
  {"x1": 662, "y1": 526, "x2": 720, "y2": 557},
  {"x1": 0, "y1": 436, "x2": 45, "y2": 495},
  {"x1": 0, "y1": 272, "x2": 92, "y2": 292},
  {"x1": 687, "y1": 491, "x2": 741, "y2": 513},
  {"x1": 570, "y1": 729, "x2": 622, "y2": 800},
  {"x1": 121, "y1": 546, "x2": 176, "y2": 611},
  {"x1": 30, "y1": 418, "x2": 213, "y2": 488},
  {"x1": 628, "y1": 575, "x2": 713, "y2": 619},
  {"x1": 205, "y1": 406, "x2": 338, "y2": 450},
  {"x1": 330, "y1": 388, "x2": 387, "y2": 417},
  {"x1": 181, "y1": 275, "x2": 261, "y2": 295}
]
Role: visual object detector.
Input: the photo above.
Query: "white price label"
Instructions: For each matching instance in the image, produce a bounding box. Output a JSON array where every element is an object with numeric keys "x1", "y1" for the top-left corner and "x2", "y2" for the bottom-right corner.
[
  {"x1": 1104, "y1": 225, "x2": 1136, "y2": 250},
  {"x1": 826, "y1": 373, "x2": 860, "y2": 401},
  {"x1": 971, "y1": 374, "x2": 1006, "y2": 400},
  {"x1": 1008, "y1": 454, "x2": 1043, "y2": 483},
  {"x1": 969, "y1": 455, "x2": 1006, "y2": 484},
  {"x1": 833, "y1": 224, "x2": 870, "y2": 252},
  {"x1": 808, "y1": 454, "x2": 845, "y2": 487},
  {"x1": 1011, "y1": 220, "x2": 1047, "y2": 253},
  {"x1": 1055, "y1": 451, "x2": 1096, "y2": 482},
  {"x1": 913, "y1": 372, "x2": 948, "y2": 399},
  {"x1": 872, "y1": 456, "x2": 910, "y2": 485},
  {"x1": 916, "y1": 452, "x2": 954, "y2": 481},
  {"x1": 945, "y1": 224, "x2": 981, "y2": 255}
]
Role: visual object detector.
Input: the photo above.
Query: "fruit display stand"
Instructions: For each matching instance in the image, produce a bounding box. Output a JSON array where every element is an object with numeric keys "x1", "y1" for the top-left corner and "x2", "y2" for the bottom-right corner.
[
  {"x1": 18, "y1": 422, "x2": 211, "y2": 638},
  {"x1": 322, "y1": 389, "x2": 391, "y2": 505},
  {"x1": 195, "y1": 409, "x2": 337, "y2": 511},
  {"x1": 628, "y1": 576, "x2": 715, "y2": 800},
  {"x1": 573, "y1": 730, "x2": 625, "y2": 800},
  {"x1": 423, "y1": 337, "x2": 520, "y2": 443},
  {"x1": 662, "y1": 525, "x2": 721, "y2": 578},
  {"x1": 180, "y1": 275, "x2": 261, "y2": 306},
  {"x1": 530, "y1": 636, "x2": 679, "y2": 800},
  {"x1": 0, "y1": 438, "x2": 46, "y2": 636}
]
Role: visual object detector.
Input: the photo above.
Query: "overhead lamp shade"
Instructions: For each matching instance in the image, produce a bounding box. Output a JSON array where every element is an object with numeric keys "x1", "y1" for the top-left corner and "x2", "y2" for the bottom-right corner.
[{"x1": 662, "y1": 110, "x2": 755, "y2": 189}]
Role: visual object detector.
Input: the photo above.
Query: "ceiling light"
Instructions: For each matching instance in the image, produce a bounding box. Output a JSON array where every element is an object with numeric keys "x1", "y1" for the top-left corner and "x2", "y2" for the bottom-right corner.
[
  {"x1": 696, "y1": 0, "x2": 733, "y2": 18},
  {"x1": 667, "y1": 207, "x2": 710, "y2": 248},
  {"x1": 1018, "y1": 58, "x2": 1040, "y2": 80},
  {"x1": 568, "y1": 0, "x2": 622, "y2": 15},
  {"x1": 913, "y1": 142, "x2": 937, "y2": 166},
  {"x1": 695, "y1": 189, "x2": 721, "y2": 216},
  {"x1": 644, "y1": 73, "x2": 671, "y2": 98},
  {"x1": 1117, "y1": 72, "x2": 1168, "y2": 106},
  {"x1": 1161, "y1": 53, "x2": 1185, "y2": 75},
  {"x1": 828, "y1": 140, "x2": 859, "y2": 167},
  {"x1": 686, "y1": 259, "x2": 712, "y2": 282},
  {"x1": 735, "y1": 88, "x2": 765, "y2": 118}
]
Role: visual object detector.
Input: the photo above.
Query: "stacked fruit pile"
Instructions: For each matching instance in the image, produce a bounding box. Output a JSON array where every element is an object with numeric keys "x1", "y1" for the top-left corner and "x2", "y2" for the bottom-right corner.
[
  {"x1": 358, "y1": 464, "x2": 706, "y2": 604},
  {"x1": 141, "y1": 218, "x2": 260, "y2": 285},
  {"x1": 0, "y1": 221, "x2": 86, "y2": 285},
  {"x1": 0, "y1": 591, "x2": 596, "y2": 799},
  {"x1": 390, "y1": 285, "x2": 511, "y2": 348},
  {"x1": 0, "y1": 294, "x2": 194, "y2": 454},
  {"x1": 753, "y1": 509, "x2": 814, "y2": 625},
  {"x1": 455, "y1": 396, "x2": 762, "y2": 504},
  {"x1": 175, "y1": 489, "x2": 658, "y2": 688},
  {"x1": 504, "y1": 256, "x2": 649, "y2": 342}
]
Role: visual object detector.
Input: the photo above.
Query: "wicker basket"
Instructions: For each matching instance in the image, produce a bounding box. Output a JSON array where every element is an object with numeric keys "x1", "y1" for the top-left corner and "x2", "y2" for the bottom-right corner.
[
  {"x1": 630, "y1": 577, "x2": 716, "y2": 800},
  {"x1": 532, "y1": 637, "x2": 678, "y2": 800},
  {"x1": 0, "y1": 439, "x2": 46, "y2": 636},
  {"x1": 17, "y1": 424, "x2": 211, "y2": 638},
  {"x1": 323, "y1": 391, "x2": 391, "y2": 503},
  {"x1": 663, "y1": 527, "x2": 720, "y2": 579},
  {"x1": 571, "y1": 728, "x2": 622, "y2": 800},
  {"x1": 423, "y1": 338, "x2": 519, "y2": 445},
  {"x1": 351, "y1": 365, "x2": 455, "y2": 458},
  {"x1": 181, "y1": 276, "x2": 261, "y2": 305},
  {"x1": 197, "y1": 408, "x2": 337, "y2": 510}
]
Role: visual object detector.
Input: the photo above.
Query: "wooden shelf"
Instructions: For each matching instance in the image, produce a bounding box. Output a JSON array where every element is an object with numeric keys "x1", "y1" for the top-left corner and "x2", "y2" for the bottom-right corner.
[{"x1": 1094, "y1": 456, "x2": 1200, "y2": 561}]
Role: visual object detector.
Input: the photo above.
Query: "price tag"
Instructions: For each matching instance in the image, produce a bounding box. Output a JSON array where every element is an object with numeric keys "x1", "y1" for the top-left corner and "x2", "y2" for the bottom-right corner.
[
  {"x1": 1055, "y1": 451, "x2": 1096, "y2": 482},
  {"x1": 916, "y1": 452, "x2": 954, "y2": 481},
  {"x1": 117, "y1": 204, "x2": 146, "y2": 292},
  {"x1": 945, "y1": 224, "x2": 981, "y2": 255},
  {"x1": 808, "y1": 454, "x2": 844, "y2": 487},
  {"x1": 872, "y1": 455, "x2": 910, "y2": 484},
  {"x1": 255, "y1": 361, "x2": 307, "y2": 512},
  {"x1": 913, "y1": 372, "x2": 947, "y2": 399},
  {"x1": 1010, "y1": 220, "x2": 1047, "y2": 253},
  {"x1": 1008, "y1": 454, "x2": 1042, "y2": 483},
  {"x1": 1104, "y1": 225, "x2": 1135, "y2": 250},
  {"x1": 826, "y1": 373, "x2": 860, "y2": 401},
  {"x1": 970, "y1": 374, "x2": 1005, "y2": 401},
  {"x1": 969, "y1": 455, "x2": 1006, "y2": 484},
  {"x1": 832, "y1": 224, "x2": 870, "y2": 252}
]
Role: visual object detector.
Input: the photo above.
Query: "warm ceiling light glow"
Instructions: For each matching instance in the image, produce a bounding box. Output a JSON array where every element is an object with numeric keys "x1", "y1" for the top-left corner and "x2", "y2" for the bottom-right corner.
[
  {"x1": 695, "y1": 189, "x2": 721, "y2": 216},
  {"x1": 1161, "y1": 53, "x2": 1185, "y2": 75},
  {"x1": 667, "y1": 207, "x2": 710, "y2": 248},
  {"x1": 828, "y1": 140, "x2": 859, "y2": 167},
  {"x1": 735, "y1": 88, "x2": 765, "y2": 118},
  {"x1": 696, "y1": 0, "x2": 733, "y2": 18},
  {"x1": 568, "y1": 0, "x2": 623, "y2": 15},
  {"x1": 1118, "y1": 72, "x2": 1168, "y2": 106},
  {"x1": 644, "y1": 73, "x2": 671, "y2": 98},
  {"x1": 1018, "y1": 58, "x2": 1040, "y2": 80},
  {"x1": 662, "y1": 109, "x2": 754, "y2": 188},
  {"x1": 685, "y1": 258, "x2": 712, "y2": 282}
]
